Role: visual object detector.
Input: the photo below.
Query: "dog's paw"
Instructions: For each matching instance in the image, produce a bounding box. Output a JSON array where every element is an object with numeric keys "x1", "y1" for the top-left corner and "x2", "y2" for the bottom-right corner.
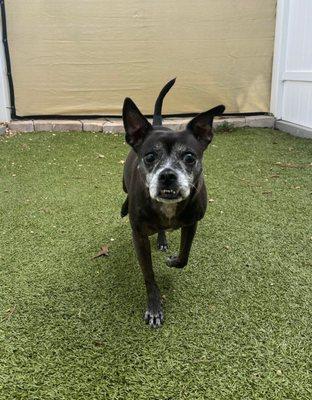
[
  {"x1": 166, "y1": 255, "x2": 187, "y2": 269},
  {"x1": 157, "y1": 243, "x2": 168, "y2": 252},
  {"x1": 144, "y1": 307, "x2": 164, "y2": 328}
]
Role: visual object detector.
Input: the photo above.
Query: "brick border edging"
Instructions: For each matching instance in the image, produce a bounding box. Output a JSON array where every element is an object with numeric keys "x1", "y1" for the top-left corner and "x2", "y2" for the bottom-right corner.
[
  {"x1": 275, "y1": 120, "x2": 312, "y2": 139},
  {"x1": 3, "y1": 115, "x2": 275, "y2": 134}
]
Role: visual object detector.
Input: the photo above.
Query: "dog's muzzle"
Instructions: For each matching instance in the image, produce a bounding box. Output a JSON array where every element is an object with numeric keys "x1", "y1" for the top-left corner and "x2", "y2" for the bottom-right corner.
[{"x1": 156, "y1": 168, "x2": 183, "y2": 202}]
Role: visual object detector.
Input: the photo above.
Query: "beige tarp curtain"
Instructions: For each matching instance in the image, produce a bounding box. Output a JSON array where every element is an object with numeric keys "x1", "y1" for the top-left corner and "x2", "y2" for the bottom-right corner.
[{"x1": 6, "y1": 0, "x2": 276, "y2": 117}]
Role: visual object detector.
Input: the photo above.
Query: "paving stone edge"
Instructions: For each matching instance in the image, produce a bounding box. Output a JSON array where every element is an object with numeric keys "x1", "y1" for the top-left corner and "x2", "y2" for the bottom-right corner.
[{"x1": 5, "y1": 116, "x2": 275, "y2": 134}]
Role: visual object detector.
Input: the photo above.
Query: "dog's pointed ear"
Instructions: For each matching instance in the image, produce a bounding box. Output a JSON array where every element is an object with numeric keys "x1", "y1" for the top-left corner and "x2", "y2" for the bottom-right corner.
[
  {"x1": 187, "y1": 105, "x2": 225, "y2": 149},
  {"x1": 123, "y1": 97, "x2": 152, "y2": 150}
]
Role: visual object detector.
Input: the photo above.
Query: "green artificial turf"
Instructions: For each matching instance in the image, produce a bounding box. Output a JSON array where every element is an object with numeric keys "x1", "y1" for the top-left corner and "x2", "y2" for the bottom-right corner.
[{"x1": 0, "y1": 128, "x2": 311, "y2": 399}]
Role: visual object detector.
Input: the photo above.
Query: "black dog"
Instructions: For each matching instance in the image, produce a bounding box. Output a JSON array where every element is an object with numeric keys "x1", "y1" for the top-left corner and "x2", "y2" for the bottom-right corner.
[{"x1": 121, "y1": 79, "x2": 225, "y2": 327}]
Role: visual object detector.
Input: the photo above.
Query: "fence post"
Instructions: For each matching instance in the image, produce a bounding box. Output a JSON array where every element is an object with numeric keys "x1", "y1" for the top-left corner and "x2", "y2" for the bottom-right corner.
[
  {"x1": 270, "y1": 0, "x2": 290, "y2": 119},
  {"x1": 0, "y1": 0, "x2": 11, "y2": 122}
]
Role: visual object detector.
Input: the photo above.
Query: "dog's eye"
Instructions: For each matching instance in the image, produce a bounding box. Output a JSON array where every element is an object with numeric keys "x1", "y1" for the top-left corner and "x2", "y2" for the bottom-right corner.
[
  {"x1": 144, "y1": 152, "x2": 156, "y2": 164},
  {"x1": 183, "y1": 153, "x2": 196, "y2": 164}
]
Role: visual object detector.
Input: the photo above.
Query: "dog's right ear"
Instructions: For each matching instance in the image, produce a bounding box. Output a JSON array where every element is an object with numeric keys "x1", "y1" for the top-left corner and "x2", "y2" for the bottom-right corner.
[{"x1": 122, "y1": 98, "x2": 152, "y2": 150}]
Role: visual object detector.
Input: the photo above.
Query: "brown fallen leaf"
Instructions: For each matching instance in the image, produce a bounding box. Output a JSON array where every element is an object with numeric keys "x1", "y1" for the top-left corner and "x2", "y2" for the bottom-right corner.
[
  {"x1": 274, "y1": 162, "x2": 312, "y2": 169},
  {"x1": 93, "y1": 340, "x2": 105, "y2": 347},
  {"x1": 239, "y1": 179, "x2": 262, "y2": 188},
  {"x1": 2, "y1": 305, "x2": 16, "y2": 321},
  {"x1": 92, "y1": 245, "x2": 109, "y2": 259}
]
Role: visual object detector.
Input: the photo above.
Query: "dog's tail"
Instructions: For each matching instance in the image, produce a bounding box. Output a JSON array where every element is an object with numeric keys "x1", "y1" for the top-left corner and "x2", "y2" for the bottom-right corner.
[{"x1": 153, "y1": 78, "x2": 176, "y2": 126}]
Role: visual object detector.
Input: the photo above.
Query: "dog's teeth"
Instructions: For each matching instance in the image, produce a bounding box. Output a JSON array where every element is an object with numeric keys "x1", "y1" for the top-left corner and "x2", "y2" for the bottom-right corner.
[{"x1": 160, "y1": 189, "x2": 177, "y2": 196}]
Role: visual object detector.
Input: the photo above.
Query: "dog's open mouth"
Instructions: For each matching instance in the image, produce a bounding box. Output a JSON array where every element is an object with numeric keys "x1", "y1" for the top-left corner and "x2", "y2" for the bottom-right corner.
[
  {"x1": 157, "y1": 189, "x2": 182, "y2": 202},
  {"x1": 160, "y1": 189, "x2": 179, "y2": 199}
]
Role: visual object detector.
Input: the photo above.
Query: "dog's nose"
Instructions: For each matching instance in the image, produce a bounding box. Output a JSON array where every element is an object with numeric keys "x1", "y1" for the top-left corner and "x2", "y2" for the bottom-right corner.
[{"x1": 159, "y1": 169, "x2": 177, "y2": 184}]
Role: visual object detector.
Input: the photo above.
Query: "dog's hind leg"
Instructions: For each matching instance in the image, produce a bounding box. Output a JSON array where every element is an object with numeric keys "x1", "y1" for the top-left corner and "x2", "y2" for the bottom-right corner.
[
  {"x1": 157, "y1": 230, "x2": 168, "y2": 252},
  {"x1": 166, "y1": 222, "x2": 197, "y2": 268},
  {"x1": 122, "y1": 176, "x2": 127, "y2": 193},
  {"x1": 121, "y1": 196, "x2": 129, "y2": 217}
]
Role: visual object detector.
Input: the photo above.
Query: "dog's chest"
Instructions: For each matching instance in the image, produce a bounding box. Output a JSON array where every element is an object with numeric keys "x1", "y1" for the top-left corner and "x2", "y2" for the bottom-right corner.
[{"x1": 160, "y1": 203, "x2": 177, "y2": 221}]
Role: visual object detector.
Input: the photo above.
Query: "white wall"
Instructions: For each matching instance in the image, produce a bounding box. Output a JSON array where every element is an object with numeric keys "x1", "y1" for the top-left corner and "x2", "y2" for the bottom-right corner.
[
  {"x1": 0, "y1": 12, "x2": 11, "y2": 122},
  {"x1": 271, "y1": 0, "x2": 312, "y2": 132}
]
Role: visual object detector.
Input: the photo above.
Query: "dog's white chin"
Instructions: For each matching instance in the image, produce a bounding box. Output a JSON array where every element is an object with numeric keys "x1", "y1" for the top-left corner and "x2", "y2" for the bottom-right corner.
[{"x1": 155, "y1": 196, "x2": 183, "y2": 204}]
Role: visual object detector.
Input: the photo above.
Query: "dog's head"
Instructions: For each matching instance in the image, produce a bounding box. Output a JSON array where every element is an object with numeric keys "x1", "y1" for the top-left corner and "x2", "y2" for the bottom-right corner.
[{"x1": 123, "y1": 97, "x2": 225, "y2": 203}]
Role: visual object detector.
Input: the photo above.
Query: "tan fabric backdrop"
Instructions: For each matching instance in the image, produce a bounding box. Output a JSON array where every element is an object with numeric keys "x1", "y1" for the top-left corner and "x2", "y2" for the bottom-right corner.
[{"x1": 6, "y1": 0, "x2": 276, "y2": 116}]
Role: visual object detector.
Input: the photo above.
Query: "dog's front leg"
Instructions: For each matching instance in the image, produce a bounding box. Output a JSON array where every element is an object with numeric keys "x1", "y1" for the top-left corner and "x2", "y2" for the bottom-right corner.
[
  {"x1": 167, "y1": 222, "x2": 198, "y2": 268},
  {"x1": 132, "y1": 229, "x2": 163, "y2": 328}
]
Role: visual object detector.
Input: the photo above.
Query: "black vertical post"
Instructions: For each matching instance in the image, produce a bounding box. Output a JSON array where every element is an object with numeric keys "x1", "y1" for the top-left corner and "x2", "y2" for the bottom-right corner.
[{"x1": 1, "y1": 0, "x2": 16, "y2": 118}]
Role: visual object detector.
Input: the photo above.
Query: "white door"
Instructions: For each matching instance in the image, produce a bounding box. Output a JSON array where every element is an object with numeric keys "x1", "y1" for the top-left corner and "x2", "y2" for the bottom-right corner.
[{"x1": 271, "y1": 0, "x2": 312, "y2": 130}]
